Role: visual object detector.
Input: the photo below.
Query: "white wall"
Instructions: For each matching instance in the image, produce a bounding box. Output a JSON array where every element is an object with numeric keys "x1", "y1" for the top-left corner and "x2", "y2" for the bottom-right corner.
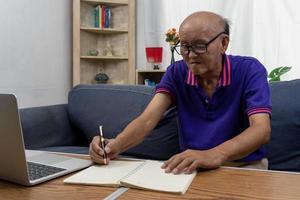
[
  {"x1": 137, "y1": 0, "x2": 300, "y2": 81},
  {"x1": 0, "y1": 0, "x2": 72, "y2": 108}
]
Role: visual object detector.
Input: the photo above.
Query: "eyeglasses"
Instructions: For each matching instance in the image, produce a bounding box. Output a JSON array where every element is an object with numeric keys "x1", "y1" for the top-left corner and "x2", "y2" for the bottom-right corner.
[{"x1": 175, "y1": 31, "x2": 226, "y2": 55}]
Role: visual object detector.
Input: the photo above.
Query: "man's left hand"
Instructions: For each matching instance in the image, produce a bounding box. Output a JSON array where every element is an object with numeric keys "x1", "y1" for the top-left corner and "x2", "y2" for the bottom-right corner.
[{"x1": 161, "y1": 149, "x2": 227, "y2": 174}]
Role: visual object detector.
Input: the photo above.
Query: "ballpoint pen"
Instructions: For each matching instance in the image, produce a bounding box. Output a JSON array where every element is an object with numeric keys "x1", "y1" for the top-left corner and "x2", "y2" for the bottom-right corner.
[{"x1": 99, "y1": 125, "x2": 108, "y2": 165}]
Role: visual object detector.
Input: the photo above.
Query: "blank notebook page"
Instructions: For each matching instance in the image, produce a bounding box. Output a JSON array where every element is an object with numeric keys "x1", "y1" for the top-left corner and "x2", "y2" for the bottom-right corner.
[
  {"x1": 64, "y1": 160, "x2": 143, "y2": 186},
  {"x1": 120, "y1": 160, "x2": 196, "y2": 194}
]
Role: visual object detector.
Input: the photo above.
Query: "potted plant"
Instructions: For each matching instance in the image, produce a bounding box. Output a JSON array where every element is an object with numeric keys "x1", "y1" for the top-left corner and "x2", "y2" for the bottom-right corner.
[{"x1": 268, "y1": 66, "x2": 292, "y2": 82}]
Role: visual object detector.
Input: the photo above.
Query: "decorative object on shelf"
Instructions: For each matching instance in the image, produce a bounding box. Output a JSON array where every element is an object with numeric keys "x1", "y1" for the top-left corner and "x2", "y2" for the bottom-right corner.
[
  {"x1": 95, "y1": 73, "x2": 109, "y2": 83},
  {"x1": 144, "y1": 79, "x2": 156, "y2": 86},
  {"x1": 268, "y1": 66, "x2": 292, "y2": 82},
  {"x1": 145, "y1": 47, "x2": 163, "y2": 70},
  {"x1": 88, "y1": 49, "x2": 99, "y2": 56},
  {"x1": 104, "y1": 42, "x2": 113, "y2": 56},
  {"x1": 165, "y1": 28, "x2": 179, "y2": 65}
]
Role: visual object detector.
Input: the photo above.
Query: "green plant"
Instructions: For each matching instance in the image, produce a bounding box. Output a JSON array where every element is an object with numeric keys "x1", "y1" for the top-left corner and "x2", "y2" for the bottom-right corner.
[{"x1": 268, "y1": 66, "x2": 292, "y2": 82}]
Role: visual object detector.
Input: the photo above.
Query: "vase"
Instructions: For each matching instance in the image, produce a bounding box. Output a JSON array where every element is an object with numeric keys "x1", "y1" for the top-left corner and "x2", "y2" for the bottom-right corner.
[{"x1": 170, "y1": 46, "x2": 175, "y2": 65}]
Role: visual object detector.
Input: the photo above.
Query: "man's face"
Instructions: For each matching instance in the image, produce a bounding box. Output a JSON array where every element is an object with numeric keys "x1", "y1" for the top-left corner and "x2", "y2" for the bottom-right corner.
[{"x1": 179, "y1": 25, "x2": 225, "y2": 76}]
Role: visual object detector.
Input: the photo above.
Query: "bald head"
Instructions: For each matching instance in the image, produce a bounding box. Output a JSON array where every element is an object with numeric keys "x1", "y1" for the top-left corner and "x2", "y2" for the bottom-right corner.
[
  {"x1": 177, "y1": 11, "x2": 230, "y2": 77},
  {"x1": 179, "y1": 11, "x2": 229, "y2": 37}
]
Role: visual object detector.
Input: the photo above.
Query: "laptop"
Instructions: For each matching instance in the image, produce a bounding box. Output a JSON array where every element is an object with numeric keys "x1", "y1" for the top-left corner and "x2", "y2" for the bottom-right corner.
[{"x1": 0, "y1": 94, "x2": 92, "y2": 186}]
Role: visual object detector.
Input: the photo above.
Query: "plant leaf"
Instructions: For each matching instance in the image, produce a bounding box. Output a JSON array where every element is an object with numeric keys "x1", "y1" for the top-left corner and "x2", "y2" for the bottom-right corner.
[
  {"x1": 277, "y1": 66, "x2": 292, "y2": 76},
  {"x1": 268, "y1": 67, "x2": 282, "y2": 78},
  {"x1": 268, "y1": 66, "x2": 292, "y2": 81},
  {"x1": 269, "y1": 77, "x2": 281, "y2": 82}
]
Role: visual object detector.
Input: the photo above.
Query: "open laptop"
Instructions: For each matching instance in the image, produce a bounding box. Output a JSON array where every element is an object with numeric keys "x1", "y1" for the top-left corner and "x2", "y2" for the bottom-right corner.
[{"x1": 0, "y1": 94, "x2": 92, "y2": 186}]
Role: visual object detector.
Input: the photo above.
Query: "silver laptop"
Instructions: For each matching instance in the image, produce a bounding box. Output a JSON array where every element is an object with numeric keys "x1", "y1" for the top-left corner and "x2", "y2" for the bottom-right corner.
[{"x1": 0, "y1": 94, "x2": 92, "y2": 186}]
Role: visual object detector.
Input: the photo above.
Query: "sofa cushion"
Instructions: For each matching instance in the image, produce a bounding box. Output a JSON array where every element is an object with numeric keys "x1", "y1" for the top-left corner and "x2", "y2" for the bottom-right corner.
[
  {"x1": 267, "y1": 79, "x2": 300, "y2": 172},
  {"x1": 20, "y1": 104, "x2": 87, "y2": 149},
  {"x1": 37, "y1": 146, "x2": 89, "y2": 155},
  {"x1": 68, "y1": 84, "x2": 180, "y2": 160}
]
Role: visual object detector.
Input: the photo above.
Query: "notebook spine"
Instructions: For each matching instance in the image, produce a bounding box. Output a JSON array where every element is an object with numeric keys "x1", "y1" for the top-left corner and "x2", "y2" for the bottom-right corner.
[{"x1": 120, "y1": 161, "x2": 148, "y2": 181}]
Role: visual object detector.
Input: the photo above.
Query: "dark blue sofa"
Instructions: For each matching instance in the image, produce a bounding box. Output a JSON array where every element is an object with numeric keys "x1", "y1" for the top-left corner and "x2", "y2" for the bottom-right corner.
[
  {"x1": 20, "y1": 80, "x2": 300, "y2": 172},
  {"x1": 266, "y1": 79, "x2": 300, "y2": 172},
  {"x1": 20, "y1": 84, "x2": 180, "y2": 160}
]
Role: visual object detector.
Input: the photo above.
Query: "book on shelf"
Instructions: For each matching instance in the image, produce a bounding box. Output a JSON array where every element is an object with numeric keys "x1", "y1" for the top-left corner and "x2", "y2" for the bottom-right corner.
[
  {"x1": 104, "y1": 6, "x2": 111, "y2": 28},
  {"x1": 63, "y1": 159, "x2": 196, "y2": 195},
  {"x1": 94, "y1": 5, "x2": 111, "y2": 28},
  {"x1": 94, "y1": 5, "x2": 100, "y2": 27}
]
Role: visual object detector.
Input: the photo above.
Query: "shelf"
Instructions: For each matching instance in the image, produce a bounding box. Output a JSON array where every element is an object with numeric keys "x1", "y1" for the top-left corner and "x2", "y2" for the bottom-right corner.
[
  {"x1": 136, "y1": 69, "x2": 166, "y2": 73},
  {"x1": 136, "y1": 69, "x2": 166, "y2": 85},
  {"x1": 81, "y1": 56, "x2": 128, "y2": 60},
  {"x1": 81, "y1": 0, "x2": 128, "y2": 6},
  {"x1": 81, "y1": 27, "x2": 128, "y2": 34}
]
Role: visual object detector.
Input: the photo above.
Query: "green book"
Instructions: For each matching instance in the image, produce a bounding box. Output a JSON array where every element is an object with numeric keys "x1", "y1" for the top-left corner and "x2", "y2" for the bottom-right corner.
[{"x1": 94, "y1": 5, "x2": 100, "y2": 27}]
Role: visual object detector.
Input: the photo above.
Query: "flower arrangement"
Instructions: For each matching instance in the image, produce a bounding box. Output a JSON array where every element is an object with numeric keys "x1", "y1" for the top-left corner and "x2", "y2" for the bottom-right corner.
[
  {"x1": 165, "y1": 28, "x2": 180, "y2": 64},
  {"x1": 165, "y1": 28, "x2": 180, "y2": 46}
]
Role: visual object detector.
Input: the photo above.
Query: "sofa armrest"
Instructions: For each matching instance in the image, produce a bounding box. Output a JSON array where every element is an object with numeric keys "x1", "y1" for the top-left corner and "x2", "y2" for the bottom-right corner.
[
  {"x1": 20, "y1": 104, "x2": 87, "y2": 149},
  {"x1": 267, "y1": 80, "x2": 300, "y2": 172}
]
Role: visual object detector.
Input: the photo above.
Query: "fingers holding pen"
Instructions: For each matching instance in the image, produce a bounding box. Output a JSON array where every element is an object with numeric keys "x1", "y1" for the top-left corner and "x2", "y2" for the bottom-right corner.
[
  {"x1": 96, "y1": 138, "x2": 110, "y2": 156},
  {"x1": 91, "y1": 136, "x2": 102, "y2": 153},
  {"x1": 89, "y1": 139, "x2": 105, "y2": 164},
  {"x1": 103, "y1": 139, "x2": 120, "y2": 160},
  {"x1": 89, "y1": 135, "x2": 122, "y2": 164},
  {"x1": 89, "y1": 136, "x2": 110, "y2": 164},
  {"x1": 103, "y1": 138, "x2": 111, "y2": 155}
]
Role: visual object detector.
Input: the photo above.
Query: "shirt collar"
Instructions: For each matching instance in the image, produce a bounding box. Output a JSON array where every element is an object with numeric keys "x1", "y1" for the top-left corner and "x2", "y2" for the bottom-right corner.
[{"x1": 185, "y1": 54, "x2": 231, "y2": 87}]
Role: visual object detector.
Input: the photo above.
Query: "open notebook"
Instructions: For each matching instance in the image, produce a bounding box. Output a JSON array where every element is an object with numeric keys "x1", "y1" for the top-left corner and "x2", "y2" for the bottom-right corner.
[{"x1": 63, "y1": 160, "x2": 196, "y2": 194}]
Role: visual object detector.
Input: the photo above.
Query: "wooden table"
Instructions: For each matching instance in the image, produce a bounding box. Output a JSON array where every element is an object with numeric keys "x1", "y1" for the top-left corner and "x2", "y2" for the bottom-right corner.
[{"x1": 1, "y1": 166, "x2": 300, "y2": 200}]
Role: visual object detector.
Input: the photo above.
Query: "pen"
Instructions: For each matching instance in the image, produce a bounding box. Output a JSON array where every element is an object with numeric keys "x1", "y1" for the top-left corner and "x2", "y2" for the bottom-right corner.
[{"x1": 99, "y1": 125, "x2": 108, "y2": 165}]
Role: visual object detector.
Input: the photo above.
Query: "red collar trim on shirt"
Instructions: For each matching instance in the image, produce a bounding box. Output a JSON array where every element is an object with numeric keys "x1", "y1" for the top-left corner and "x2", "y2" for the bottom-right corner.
[{"x1": 185, "y1": 54, "x2": 231, "y2": 87}]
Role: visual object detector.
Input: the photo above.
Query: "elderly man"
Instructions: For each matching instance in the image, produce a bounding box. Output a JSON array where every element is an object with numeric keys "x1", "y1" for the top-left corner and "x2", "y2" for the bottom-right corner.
[{"x1": 89, "y1": 11, "x2": 271, "y2": 174}]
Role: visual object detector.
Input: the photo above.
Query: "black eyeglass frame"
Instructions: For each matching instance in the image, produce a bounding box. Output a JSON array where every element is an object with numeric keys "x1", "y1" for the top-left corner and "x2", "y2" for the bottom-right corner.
[{"x1": 174, "y1": 31, "x2": 227, "y2": 55}]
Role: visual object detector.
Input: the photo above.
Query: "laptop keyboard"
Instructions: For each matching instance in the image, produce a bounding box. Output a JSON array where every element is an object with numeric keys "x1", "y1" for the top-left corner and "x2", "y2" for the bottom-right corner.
[{"x1": 27, "y1": 162, "x2": 66, "y2": 181}]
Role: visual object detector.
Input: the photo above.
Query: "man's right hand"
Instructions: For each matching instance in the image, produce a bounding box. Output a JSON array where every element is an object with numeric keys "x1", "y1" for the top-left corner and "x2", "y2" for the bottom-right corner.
[{"x1": 89, "y1": 136, "x2": 122, "y2": 164}]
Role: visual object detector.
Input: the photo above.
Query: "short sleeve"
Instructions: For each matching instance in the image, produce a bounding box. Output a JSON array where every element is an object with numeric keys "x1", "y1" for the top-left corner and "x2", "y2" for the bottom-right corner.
[
  {"x1": 155, "y1": 63, "x2": 178, "y2": 100},
  {"x1": 243, "y1": 60, "x2": 272, "y2": 117}
]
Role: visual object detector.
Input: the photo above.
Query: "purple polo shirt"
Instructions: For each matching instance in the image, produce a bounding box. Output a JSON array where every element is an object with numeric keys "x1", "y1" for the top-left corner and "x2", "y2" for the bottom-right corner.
[{"x1": 156, "y1": 54, "x2": 272, "y2": 162}]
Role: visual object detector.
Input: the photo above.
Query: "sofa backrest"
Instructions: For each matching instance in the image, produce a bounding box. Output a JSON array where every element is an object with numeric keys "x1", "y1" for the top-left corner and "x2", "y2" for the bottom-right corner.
[
  {"x1": 20, "y1": 104, "x2": 86, "y2": 149},
  {"x1": 267, "y1": 79, "x2": 300, "y2": 172},
  {"x1": 68, "y1": 84, "x2": 180, "y2": 160}
]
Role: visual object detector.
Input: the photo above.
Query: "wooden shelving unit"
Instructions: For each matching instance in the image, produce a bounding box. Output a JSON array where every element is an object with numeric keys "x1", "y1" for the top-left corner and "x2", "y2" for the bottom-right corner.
[
  {"x1": 82, "y1": 0, "x2": 128, "y2": 6},
  {"x1": 73, "y1": 0, "x2": 135, "y2": 86},
  {"x1": 80, "y1": 55, "x2": 128, "y2": 60},
  {"x1": 80, "y1": 27, "x2": 128, "y2": 34}
]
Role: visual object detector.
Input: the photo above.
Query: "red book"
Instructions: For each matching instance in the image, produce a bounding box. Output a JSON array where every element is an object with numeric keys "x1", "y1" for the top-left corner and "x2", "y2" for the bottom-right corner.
[{"x1": 101, "y1": 5, "x2": 106, "y2": 28}]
